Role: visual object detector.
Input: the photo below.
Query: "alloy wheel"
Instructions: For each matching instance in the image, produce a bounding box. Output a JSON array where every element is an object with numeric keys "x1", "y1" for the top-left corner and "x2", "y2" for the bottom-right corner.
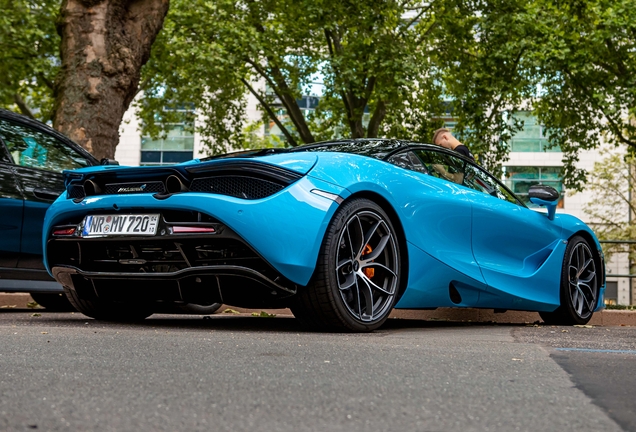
[
  {"x1": 567, "y1": 241, "x2": 597, "y2": 320},
  {"x1": 335, "y1": 210, "x2": 399, "y2": 322}
]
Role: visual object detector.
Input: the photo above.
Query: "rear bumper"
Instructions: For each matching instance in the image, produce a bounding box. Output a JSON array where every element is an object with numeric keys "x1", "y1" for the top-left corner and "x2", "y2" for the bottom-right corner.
[
  {"x1": 43, "y1": 176, "x2": 346, "y2": 286},
  {"x1": 52, "y1": 264, "x2": 296, "y2": 307}
]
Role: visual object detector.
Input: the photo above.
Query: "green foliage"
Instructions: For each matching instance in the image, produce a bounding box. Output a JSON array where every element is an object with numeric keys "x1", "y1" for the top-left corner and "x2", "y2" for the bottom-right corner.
[
  {"x1": 138, "y1": 0, "x2": 536, "y2": 162},
  {"x1": 529, "y1": 0, "x2": 636, "y2": 189},
  {"x1": 4, "y1": 0, "x2": 635, "y2": 185},
  {"x1": 0, "y1": 0, "x2": 60, "y2": 121},
  {"x1": 581, "y1": 149, "x2": 636, "y2": 262}
]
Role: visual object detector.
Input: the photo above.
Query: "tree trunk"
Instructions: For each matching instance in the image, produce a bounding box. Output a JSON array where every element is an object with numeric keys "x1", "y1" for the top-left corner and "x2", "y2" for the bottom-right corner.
[{"x1": 53, "y1": 0, "x2": 169, "y2": 160}]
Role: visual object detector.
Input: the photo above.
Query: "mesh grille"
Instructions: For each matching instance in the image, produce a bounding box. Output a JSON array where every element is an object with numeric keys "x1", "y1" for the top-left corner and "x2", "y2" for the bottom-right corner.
[
  {"x1": 68, "y1": 185, "x2": 85, "y2": 199},
  {"x1": 190, "y1": 176, "x2": 284, "y2": 199},
  {"x1": 104, "y1": 181, "x2": 165, "y2": 195}
]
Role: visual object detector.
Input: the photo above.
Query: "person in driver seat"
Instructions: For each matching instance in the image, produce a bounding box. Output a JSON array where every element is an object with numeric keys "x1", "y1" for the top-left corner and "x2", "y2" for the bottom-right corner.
[{"x1": 432, "y1": 128, "x2": 475, "y2": 161}]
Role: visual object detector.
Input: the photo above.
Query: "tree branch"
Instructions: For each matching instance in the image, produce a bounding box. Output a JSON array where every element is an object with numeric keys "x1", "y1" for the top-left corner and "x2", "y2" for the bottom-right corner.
[
  {"x1": 397, "y1": 1, "x2": 435, "y2": 38},
  {"x1": 565, "y1": 70, "x2": 636, "y2": 148},
  {"x1": 325, "y1": 28, "x2": 365, "y2": 137},
  {"x1": 13, "y1": 94, "x2": 36, "y2": 119},
  {"x1": 367, "y1": 100, "x2": 386, "y2": 138},
  {"x1": 243, "y1": 2, "x2": 315, "y2": 143},
  {"x1": 244, "y1": 57, "x2": 302, "y2": 125},
  {"x1": 240, "y1": 78, "x2": 298, "y2": 147},
  {"x1": 37, "y1": 73, "x2": 54, "y2": 90}
]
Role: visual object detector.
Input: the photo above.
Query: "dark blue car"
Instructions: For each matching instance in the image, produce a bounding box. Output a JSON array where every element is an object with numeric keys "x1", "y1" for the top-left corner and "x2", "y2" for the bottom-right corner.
[{"x1": 0, "y1": 109, "x2": 97, "y2": 309}]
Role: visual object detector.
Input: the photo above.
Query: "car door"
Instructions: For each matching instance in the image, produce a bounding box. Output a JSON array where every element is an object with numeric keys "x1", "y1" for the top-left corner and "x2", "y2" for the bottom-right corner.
[
  {"x1": 0, "y1": 118, "x2": 92, "y2": 269},
  {"x1": 0, "y1": 135, "x2": 23, "y2": 268},
  {"x1": 459, "y1": 161, "x2": 563, "y2": 308},
  {"x1": 386, "y1": 149, "x2": 487, "y2": 307}
]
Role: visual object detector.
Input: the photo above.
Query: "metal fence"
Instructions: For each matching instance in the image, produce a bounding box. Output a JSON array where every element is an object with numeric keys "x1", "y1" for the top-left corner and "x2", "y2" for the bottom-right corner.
[
  {"x1": 599, "y1": 240, "x2": 635, "y2": 305},
  {"x1": 599, "y1": 240, "x2": 636, "y2": 278}
]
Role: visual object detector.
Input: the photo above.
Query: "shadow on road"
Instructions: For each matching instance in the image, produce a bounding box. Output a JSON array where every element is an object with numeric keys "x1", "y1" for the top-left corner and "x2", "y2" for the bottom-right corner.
[{"x1": 1, "y1": 308, "x2": 526, "y2": 334}]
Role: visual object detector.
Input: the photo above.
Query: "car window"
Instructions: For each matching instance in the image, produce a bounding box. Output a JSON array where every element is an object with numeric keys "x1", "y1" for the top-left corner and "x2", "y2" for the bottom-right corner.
[
  {"x1": 412, "y1": 149, "x2": 467, "y2": 184},
  {"x1": 0, "y1": 119, "x2": 89, "y2": 172},
  {"x1": 462, "y1": 163, "x2": 521, "y2": 205},
  {"x1": 0, "y1": 135, "x2": 11, "y2": 164},
  {"x1": 387, "y1": 151, "x2": 429, "y2": 174},
  {"x1": 412, "y1": 149, "x2": 522, "y2": 206}
]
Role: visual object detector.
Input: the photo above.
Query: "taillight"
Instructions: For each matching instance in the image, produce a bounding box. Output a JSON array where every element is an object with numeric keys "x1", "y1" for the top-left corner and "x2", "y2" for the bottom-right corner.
[
  {"x1": 172, "y1": 226, "x2": 216, "y2": 234},
  {"x1": 53, "y1": 227, "x2": 76, "y2": 236}
]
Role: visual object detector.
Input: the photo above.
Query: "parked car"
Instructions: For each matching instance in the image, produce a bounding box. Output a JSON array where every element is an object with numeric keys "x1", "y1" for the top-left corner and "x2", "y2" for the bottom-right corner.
[
  {"x1": 0, "y1": 109, "x2": 98, "y2": 309},
  {"x1": 42, "y1": 139, "x2": 605, "y2": 330}
]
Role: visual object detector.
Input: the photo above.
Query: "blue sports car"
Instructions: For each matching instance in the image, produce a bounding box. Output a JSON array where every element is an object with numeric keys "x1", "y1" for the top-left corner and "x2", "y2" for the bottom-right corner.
[{"x1": 42, "y1": 139, "x2": 605, "y2": 331}]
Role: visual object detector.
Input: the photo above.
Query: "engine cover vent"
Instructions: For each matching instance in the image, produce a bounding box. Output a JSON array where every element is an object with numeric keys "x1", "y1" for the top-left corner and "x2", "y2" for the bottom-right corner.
[{"x1": 190, "y1": 176, "x2": 285, "y2": 200}]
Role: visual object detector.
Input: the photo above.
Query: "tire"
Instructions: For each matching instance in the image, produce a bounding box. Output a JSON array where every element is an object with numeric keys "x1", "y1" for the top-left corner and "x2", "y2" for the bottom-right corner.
[
  {"x1": 174, "y1": 302, "x2": 222, "y2": 315},
  {"x1": 291, "y1": 198, "x2": 401, "y2": 332},
  {"x1": 539, "y1": 236, "x2": 599, "y2": 325},
  {"x1": 29, "y1": 292, "x2": 76, "y2": 312},
  {"x1": 64, "y1": 286, "x2": 153, "y2": 322}
]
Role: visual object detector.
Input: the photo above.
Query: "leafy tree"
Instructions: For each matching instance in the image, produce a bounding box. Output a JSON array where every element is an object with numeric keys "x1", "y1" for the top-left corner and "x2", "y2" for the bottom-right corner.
[
  {"x1": 530, "y1": 0, "x2": 636, "y2": 189},
  {"x1": 581, "y1": 149, "x2": 636, "y2": 265},
  {"x1": 0, "y1": 0, "x2": 60, "y2": 121},
  {"x1": 0, "y1": 0, "x2": 169, "y2": 160},
  {"x1": 4, "y1": 0, "x2": 636, "y2": 176},
  {"x1": 53, "y1": 0, "x2": 170, "y2": 160},
  {"x1": 433, "y1": 0, "x2": 539, "y2": 174},
  {"x1": 138, "y1": 0, "x2": 535, "y2": 169}
]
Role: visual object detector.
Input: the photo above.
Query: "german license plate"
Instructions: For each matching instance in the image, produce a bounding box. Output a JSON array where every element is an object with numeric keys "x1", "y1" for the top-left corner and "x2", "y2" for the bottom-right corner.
[{"x1": 81, "y1": 214, "x2": 160, "y2": 237}]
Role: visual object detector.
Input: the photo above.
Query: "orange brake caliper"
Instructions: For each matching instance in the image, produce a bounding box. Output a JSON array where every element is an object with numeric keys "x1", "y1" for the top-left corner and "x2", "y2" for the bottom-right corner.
[{"x1": 362, "y1": 244, "x2": 375, "y2": 278}]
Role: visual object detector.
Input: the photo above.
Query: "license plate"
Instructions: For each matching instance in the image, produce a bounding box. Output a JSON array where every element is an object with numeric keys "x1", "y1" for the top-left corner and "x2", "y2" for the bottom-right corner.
[{"x1": 81, "y1": 214, "x2": 160, "y2": 237}]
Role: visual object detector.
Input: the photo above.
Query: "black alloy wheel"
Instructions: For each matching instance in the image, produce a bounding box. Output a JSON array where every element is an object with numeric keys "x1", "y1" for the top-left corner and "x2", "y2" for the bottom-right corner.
[
  {"x1": 291, "y1": 198, "x2": 401, "y2": 332},
  {"x1": 540, "y1": 236, "x2": 599, "y2": 325}
]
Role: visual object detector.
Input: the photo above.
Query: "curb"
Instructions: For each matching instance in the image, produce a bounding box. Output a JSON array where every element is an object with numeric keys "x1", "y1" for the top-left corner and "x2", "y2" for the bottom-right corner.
[{"x1": 2, "y1": 293, "x2": 635, "y2": 326}]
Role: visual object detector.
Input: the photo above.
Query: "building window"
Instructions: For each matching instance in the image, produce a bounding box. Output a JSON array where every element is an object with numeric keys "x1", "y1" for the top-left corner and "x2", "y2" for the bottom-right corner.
[
  {"x1": 503, "y1": 166, "x2": 564, "y2": 208},
  {"x1": 509, "y1": 111, "x2": 560, "y2": 152},
  {"x1": 141, "y1": 114, "x2": 194, "y2": 166}
]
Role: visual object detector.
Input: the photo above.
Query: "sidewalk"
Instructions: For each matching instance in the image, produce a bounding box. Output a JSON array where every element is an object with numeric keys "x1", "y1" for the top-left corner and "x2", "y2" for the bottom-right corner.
[{"x1": 2, "y1": 293, "x2": 635, "y2": 326}]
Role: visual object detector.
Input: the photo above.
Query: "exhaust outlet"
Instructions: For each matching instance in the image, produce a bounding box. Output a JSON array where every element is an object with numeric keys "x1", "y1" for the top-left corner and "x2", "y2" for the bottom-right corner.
[
  {"x1": 83, "y1": 179, "x2": 101, "y2": 196},
  {"x1": 166, "y1": 175, "x2": 188, "y2": 194}
]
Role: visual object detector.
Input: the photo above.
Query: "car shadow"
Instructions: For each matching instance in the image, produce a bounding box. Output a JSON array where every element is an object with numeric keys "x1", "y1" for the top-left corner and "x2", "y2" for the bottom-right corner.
[{"x1": 1, "y1": 308, "x2": 528, "y2": 334}]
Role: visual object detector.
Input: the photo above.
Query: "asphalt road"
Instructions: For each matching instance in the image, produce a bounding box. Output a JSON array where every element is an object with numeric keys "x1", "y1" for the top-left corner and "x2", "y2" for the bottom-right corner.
[{"x1": 0, "y1": 310, "x2": 634, "y2": 432}]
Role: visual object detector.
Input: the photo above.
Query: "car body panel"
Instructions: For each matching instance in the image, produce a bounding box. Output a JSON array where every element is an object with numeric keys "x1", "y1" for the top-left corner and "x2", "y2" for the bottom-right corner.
[
  {"x1": 0, "y1": 109, "x2": 98, "y2": 292},
  {"x1": 14, "y1": 165, "x2": 65, "y2": 268},
  {"x1": 44, "y1": 175, "x2": 345, "y2": 286},
  {"x1": 0, "y1": 163, "x2": 23, "y2": 268},
  {"x1": 394, "y1": 241, "x2": 487, "y2": 309},
  {"x1": 306, "y1": 152, "x2": 485, "y2": 284},
  {"x1": 42, "y1": 140, "x2": 605, "y2": 315}
]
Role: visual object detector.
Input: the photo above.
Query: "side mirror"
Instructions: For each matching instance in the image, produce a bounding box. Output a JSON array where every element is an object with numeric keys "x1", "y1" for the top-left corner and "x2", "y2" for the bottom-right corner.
[
  {"x1": 528, "y1": 184, "x2": 559, "y2": 221},
  {"x1": 100, "y1": 158, "x2": 119, "y2": 166}
]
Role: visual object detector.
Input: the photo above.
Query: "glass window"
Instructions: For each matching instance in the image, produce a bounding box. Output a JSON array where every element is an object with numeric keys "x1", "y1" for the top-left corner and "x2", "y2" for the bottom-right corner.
[
  {"x1": 413, "y1": 149, "x2": 521, "y2": 206},
  {"x1": 463, "y1": 164, "x2": 521, "y2": 205},
  {"x1": 413, "y1": 149, "x2": 469, "y2": 184},
  {"x1": 0, "y1": 119, "x2": 89, "y2": 172},
  {"x1": 141, "y1": 115, "x2": 194, "y2": 166},
  {"x1": 503, "y1": 166, "x2": 564, "y2": 208},
  {"x1": 387, "y1": 151, "x2": 429, "y2": 174},
  {"x1": 509, "y1": 111, "x2": 560, "y2": 152},
  {"x1": 387, "y1": 152, "x2": 414, "y2": 170}
]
